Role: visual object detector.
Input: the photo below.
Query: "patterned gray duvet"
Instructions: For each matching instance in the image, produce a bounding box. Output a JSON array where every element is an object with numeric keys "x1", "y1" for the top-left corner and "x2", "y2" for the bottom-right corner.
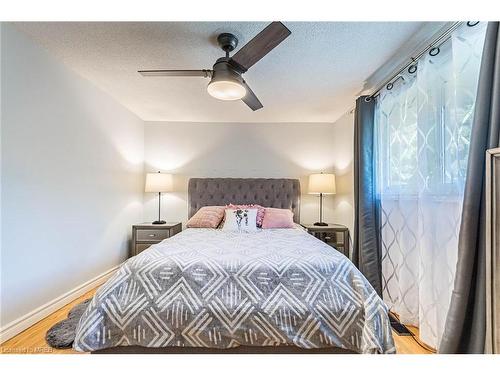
[{"x1": 74, "y1": 227, "x2": 395, "y2": 353}]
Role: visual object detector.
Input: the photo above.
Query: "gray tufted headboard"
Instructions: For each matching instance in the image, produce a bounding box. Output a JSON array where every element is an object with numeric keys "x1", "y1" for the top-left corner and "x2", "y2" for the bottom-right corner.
[{"x1": 188, "y1": 178, "x2": 301, "y2": 223}]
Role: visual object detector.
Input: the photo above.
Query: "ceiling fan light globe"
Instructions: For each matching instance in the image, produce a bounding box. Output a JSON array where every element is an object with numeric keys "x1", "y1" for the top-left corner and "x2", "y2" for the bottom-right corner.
[{"x1": 207, "y1": 80, "x2": 246, "y2": 101}]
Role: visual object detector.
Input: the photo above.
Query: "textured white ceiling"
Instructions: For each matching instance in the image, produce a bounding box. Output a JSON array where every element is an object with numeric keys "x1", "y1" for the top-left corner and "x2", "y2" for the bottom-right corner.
[{"x1": 15, "y1": 22, "x2": 424, "y2": 123}]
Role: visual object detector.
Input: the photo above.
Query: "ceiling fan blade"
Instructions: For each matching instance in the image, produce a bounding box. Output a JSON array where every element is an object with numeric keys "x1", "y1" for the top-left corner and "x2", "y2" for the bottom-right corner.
[
  {"x1": 138, "y1": 69, "x2": 212, "y2": 77},
  {"x1": 241, "y1": 81, "x2": 263, "y2": 111},
  {"x1": 229, "y1": 22, "x2": 291, "y2": 73}
]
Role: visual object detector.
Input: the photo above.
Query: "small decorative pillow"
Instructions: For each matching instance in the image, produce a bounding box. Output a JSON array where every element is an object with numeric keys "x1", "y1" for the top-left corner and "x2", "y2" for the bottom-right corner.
[
  {"x1": 186, "y1": 206, "x2": 225, "y2": 228},
  {"x1": 261, "y1": 208, "x2": 295, "y2": 229},
  {"x1": 222, "y1": 208, "x2": 258, "y2": 232},
  {"x1": 226, "y1": 204, "x2": 265, "y2": 227}
]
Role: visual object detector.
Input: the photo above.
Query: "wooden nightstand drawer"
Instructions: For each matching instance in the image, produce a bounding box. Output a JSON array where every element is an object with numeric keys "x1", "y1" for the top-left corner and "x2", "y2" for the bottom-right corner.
[
  {"x1": 302, "y1": 223, "x2": 350, "y2": 258},
  {"x1": 131, "y1": 222, "x2": 182, "y2": 257},
  {"x1": 135, "y1": 243, "x2": 153, "y2": 254},
  {"x1": 136, "y1": 229, "x2": 171, "y2": 242}
]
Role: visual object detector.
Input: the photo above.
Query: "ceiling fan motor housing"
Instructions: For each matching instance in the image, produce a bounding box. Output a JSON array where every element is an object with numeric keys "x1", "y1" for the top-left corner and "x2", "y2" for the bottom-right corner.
[
  {"x1": 210, "y1": 59, "x2": 244, "y2": 84},
  {"x1": 207, "y1": 58, "x2": 247, "y2": 101}
]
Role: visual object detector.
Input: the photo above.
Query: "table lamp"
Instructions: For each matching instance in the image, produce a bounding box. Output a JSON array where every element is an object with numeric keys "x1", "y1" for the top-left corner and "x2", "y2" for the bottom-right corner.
[
  {"x1": 308, "y1": 173, "x2": 336, "y2": 226},
  {"x1": 145, "y1": 171, "x2": 173, "y2": 224}
]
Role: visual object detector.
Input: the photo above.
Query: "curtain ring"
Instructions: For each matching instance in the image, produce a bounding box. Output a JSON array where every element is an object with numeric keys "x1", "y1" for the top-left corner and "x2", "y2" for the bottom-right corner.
[
  {"x1": 467, "y1": 21, "x2": 479, "y2": 27},
  {"x1": 408, "y1": 65, "x2": 417, "y2": 74},
  {"x1": 429, "y1": 47, "x2": 440, "y2": 56},
  {"x1": 386, "y1": 82, "x2": 394, "y2": 90},
  {"x1": 364, "y1": 96, "x2": 372, "y2": 102}
]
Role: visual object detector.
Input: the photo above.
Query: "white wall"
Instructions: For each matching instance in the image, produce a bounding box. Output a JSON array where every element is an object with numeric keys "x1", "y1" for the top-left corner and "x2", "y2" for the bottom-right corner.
[
  {"x1": 330, "y1": 111, "x2": 355, "y2": 235},
  {"x1": 0, "y1": 24, "x2": 144, "y2": 327},
  {"x1": 144, "y1": 115, "x2": 354, "y2": 233}
]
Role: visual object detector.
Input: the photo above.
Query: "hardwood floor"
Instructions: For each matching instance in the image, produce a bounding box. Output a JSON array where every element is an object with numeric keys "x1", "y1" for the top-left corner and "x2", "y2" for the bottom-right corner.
[
  {"x1": 0, "y1": 288, "x2": 97, "y2": 354},
  {"x1": 393, "y1": 325, "x2": 434, "y2": 354},
  {"x1": 0, "y1": 285, "x2": 433, "y2": 354}
]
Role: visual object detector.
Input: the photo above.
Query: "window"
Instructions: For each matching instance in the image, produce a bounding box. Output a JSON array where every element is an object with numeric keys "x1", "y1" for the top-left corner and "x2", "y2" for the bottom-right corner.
[{"x1": 376, "y1": 22, "x2": 486, "y2": 197}]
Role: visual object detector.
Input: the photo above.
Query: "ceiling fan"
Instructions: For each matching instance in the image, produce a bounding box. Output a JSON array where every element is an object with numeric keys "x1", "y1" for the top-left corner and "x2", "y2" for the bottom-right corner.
[{"x1": 138, "y1": 22, "x2": 291, "y2": 111}]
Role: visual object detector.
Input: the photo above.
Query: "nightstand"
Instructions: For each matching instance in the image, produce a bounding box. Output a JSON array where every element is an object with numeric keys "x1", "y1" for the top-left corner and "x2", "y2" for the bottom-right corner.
[
  {"x1": 131, "y1": 222, "x2": 182, "y2": 257},
  {"x1": 302, "y1": 223, "x2": 350, "y2": 258}
]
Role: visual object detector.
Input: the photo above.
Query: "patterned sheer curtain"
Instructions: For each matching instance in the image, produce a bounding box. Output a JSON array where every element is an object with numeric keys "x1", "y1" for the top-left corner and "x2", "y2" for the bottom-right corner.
[{"x1": 375, "y1": 22, "x2": 487, "y2": 349}]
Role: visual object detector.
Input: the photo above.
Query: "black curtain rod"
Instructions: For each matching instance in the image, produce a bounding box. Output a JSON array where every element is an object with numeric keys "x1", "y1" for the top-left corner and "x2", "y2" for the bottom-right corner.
[{"x1": 368, "y1": 21, "x2": 479, "y2": 99}]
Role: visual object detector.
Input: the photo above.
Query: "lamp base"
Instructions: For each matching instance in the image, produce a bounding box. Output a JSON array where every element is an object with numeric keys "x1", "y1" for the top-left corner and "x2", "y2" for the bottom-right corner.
[
  {"x1": 313, "y1": 222, "x2": 328, "y2": 226},
  {"x1": 152, "y1": 220, "x2": 166, "y2": 225}
]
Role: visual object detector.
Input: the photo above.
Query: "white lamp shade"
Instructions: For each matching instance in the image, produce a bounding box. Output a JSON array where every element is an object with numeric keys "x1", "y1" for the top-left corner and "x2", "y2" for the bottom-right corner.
[
  {"x1": 308, "y1": 173, "x2": 336, "y2": 194},
  {"x1": 145, "y1": 173, "x2": 173, "y2": 193},
  {"x1": 207, "y1": 80, "x2": 246, "y2": 101}
]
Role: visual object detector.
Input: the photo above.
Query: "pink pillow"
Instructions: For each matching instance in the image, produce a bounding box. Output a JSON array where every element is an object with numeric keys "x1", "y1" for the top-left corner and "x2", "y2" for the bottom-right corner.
[
  {"x1": 261, "y1": 208, "x2": 295, "y2": 229},
  {"x1": 226, "y1": 204, "x2": 265, "y2": 227},
  {"x1": 186, "y1": 206, "x2": 225, "y2": 228}
]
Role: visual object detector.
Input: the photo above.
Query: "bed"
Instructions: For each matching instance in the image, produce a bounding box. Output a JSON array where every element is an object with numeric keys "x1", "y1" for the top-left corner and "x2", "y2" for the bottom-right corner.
[{"x1": 75, "y1": 178, "x2": 395, "y2": 354}]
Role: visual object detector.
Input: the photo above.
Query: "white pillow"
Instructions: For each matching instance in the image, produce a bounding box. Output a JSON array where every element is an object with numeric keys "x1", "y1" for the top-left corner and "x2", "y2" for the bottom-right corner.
[{"x1": 222, "y1": 208, "x2": 258, "y2": 232}]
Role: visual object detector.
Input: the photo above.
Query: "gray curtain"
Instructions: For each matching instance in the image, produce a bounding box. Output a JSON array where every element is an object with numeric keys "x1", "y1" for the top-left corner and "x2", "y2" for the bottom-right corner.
[
  {"x1": 352, "y1": 95, "x2": 382, "y2": 296},
  {"x1": 439, "y1": 22, "x2": 500, "y2": 354}
]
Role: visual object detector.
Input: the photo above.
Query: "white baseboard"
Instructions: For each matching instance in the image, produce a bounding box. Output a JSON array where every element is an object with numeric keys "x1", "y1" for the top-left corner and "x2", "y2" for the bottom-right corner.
[{"x1": 0, "y1": 265, "x2": 120, "y2": 344}]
